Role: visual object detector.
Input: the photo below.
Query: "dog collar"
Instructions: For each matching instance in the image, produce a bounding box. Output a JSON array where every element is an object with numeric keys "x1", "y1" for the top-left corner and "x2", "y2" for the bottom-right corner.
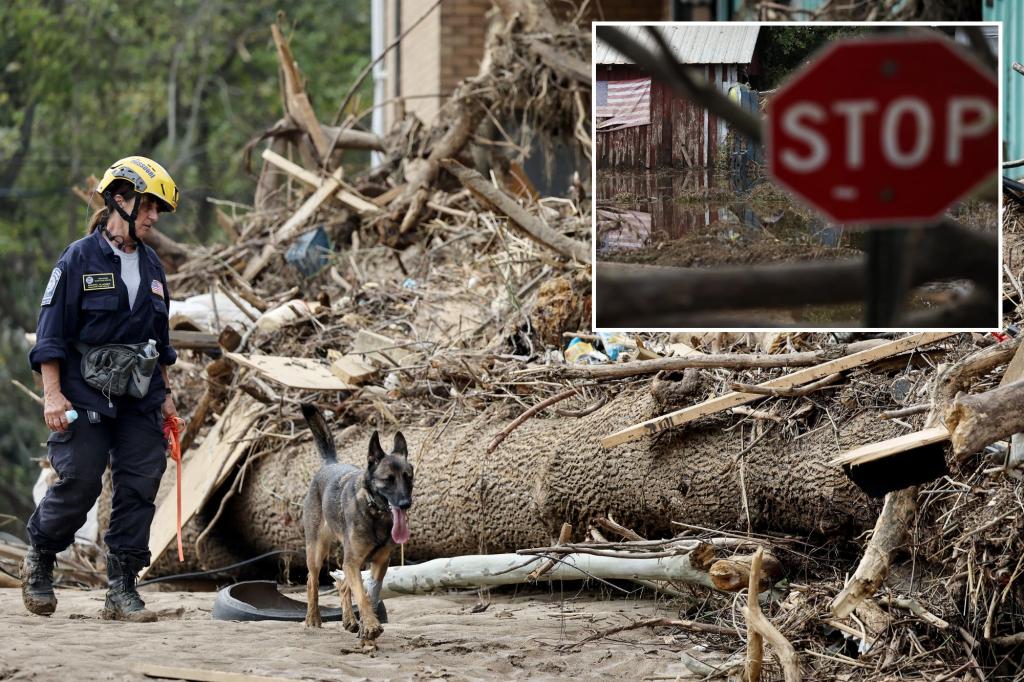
[{"x1": 363, "y1": 479, "x2": 390, "y2": 514}]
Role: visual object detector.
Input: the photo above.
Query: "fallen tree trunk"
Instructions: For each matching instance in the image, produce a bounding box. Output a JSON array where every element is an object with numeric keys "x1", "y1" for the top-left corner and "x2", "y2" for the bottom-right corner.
[
  {"x1": 945, "y1": 379, "x2": 1024, "y2": 459},
  {"x1": 217, "y1": 383, "x2": 907, "y2": 567},
  {"x1": 333, "y1": 550, "x2": 715, "y2": 598}
]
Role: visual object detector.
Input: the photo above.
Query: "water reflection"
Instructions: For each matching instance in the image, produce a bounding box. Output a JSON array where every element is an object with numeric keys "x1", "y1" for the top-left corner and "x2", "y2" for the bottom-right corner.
[{"x1": 596, "y1": 170, "x2": 854, "y2": 258}]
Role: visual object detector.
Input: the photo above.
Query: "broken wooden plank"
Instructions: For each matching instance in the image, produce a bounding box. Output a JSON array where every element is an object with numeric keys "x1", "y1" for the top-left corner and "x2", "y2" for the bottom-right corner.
[
  {"x1": 351, "y1": 329, "x2": 416, "y2": 367},
  {"x1": 328, "y1": 351, "x2": 378, "y2": 385},
  {"x1": 262, "y1": 148, "x2": 379, "y2": 214},
  {"x1": 601, "y1": 332, "x2": 959, "y2": 448},
  {"x1": 136, "y1": 662, "x2": 297, "y2": 682},
  {"x1": 275, "y1": 168, "x2": 343, "y2": 242},
  {"x1": 140, "y1": 394, "x2": 262, "y2": 578},
  {"x1": 1000, "y1": 341, "x2": 1024, "y2": 386},
  {"x1": 225, "y1": 352, "x2": 355, "y2": 391},
  {"x1": 829, "y1": 426, "x2": 950, "y2": 467}
]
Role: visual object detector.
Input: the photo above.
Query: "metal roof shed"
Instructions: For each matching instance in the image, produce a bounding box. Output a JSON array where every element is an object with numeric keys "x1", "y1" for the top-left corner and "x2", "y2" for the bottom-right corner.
[{"x1": 595, "y1": 25, "x2": 761, "y2": 170}]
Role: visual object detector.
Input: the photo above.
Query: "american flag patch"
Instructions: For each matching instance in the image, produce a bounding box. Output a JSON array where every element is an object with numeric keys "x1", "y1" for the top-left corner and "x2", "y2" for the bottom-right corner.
[{"x1": 151, "y1": 279, "x2": 164, "y2": 298}]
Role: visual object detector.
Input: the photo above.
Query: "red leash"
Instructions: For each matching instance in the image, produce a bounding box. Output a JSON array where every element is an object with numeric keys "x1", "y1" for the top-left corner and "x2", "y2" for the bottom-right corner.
[{"x1": 163, "y1": 416, "x2": 185, "y2": 562}]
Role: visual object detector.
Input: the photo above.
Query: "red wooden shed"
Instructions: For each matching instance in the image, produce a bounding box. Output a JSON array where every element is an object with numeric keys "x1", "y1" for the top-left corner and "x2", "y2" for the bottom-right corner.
[{"x1": 596, "y1": 25, "x2": 762, "y2": 170}]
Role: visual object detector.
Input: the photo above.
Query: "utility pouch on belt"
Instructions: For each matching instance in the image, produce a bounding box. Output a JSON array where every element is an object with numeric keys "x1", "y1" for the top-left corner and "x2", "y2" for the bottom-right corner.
[{"x1": 77, "y1": 340, "x2": 159, "y2": 403}]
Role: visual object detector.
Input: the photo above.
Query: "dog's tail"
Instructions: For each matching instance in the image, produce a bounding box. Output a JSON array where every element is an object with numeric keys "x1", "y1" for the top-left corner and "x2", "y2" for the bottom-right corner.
[{"x1": 300, "y1": 403, "x2": 337, "y2": 464}]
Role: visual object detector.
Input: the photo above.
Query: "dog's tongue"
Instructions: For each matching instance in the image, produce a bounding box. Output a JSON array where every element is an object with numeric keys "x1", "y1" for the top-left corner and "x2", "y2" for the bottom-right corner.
[{"x1": 391, "y1": 506, "x2": 410, "y2": 544}]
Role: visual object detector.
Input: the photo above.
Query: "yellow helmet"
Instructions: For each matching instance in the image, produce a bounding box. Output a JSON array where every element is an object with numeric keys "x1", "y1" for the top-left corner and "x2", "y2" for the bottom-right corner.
[{"x1": 98, "y1": 156, "x2": 179, "y2": 213}]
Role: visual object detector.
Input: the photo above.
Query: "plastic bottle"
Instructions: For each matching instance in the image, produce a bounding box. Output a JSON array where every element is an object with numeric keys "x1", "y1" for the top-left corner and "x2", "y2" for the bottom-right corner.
[
  {"x1": 65, "y1": 409, "x2": 78, "y2": 423},
  {"x1": 143, "y1": 339, "x2": 158, "y2": 358}
]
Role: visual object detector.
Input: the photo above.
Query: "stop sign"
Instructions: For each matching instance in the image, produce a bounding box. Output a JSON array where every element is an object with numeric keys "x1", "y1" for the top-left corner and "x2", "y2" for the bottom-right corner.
[{"x1": 767, "y1": 37, "x2": 997, "y2": 225}]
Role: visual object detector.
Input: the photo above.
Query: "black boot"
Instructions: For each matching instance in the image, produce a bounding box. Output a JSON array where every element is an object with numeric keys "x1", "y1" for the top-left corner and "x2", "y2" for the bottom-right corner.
[
  {"x1": 101, "y1": 554, "x2": 157, "y2": 622},
  {"x1": 21, "y1": 548, "x2": 58, "y2": 616}
]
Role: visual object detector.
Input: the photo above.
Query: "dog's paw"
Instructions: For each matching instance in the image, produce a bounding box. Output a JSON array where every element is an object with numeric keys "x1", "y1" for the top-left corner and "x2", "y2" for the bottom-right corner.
[
  {"x1": 359, "y1": 617, "x2": 383, "y2": 641},
  {"x1": 342, "y1": 613, "x2": 359, "y2": 633},
  {"x1": 304, "y1": 614, "x2": 322, "y2": 629}
]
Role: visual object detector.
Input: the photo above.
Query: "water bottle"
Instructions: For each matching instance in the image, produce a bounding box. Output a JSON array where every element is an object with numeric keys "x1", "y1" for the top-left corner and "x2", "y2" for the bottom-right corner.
[
  {"x1": 143, "y1": 339, "x2": 158, "y2": 359},
  {"x1": 65, "y1": 409, "x2": 78, "y2": 423}
]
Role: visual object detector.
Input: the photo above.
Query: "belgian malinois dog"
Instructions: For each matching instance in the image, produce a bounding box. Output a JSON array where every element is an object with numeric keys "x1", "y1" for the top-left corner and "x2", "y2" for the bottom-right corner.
[{"x1": 300, "y1": 404, "x2": 414, "y2": 647}]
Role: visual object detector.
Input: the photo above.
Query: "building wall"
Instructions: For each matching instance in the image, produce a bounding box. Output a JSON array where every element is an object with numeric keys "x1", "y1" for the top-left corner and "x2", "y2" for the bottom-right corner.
[
  {"x1": 382, "y1": 0, "x2": 490, "y2": 130},
  {"x1": 983, "y1": 0, "x2": 1023, "y2": 178},
  {"x1": 394, "y1": 1, "x2": 442, "y2": 128},
  {"x1": 439, "y1": 0, "x2": 491, "y2": 95},
  {"x1": 597, "y1": 64, "x2": 738, "y2": 170},
  {"x1": 382, "y1": 0, "x2": 674, "y2": 132}
]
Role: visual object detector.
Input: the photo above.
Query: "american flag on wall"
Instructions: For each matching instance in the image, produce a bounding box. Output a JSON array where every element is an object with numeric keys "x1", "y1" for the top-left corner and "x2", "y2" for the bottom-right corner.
[{"x1": 595, "y1": 78, "x2": 651, "y2": 131}]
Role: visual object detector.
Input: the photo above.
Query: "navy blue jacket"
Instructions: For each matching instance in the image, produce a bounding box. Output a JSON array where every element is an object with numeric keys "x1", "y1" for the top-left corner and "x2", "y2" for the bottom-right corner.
[{"x1": 30, "y1": 229, "x2": 177, "y2": 417}]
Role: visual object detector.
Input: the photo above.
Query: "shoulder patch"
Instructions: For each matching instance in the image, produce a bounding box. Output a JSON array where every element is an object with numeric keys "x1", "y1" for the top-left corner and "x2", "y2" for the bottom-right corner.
[{"x1": 41, "y1": 267, "x2": 62, "y2": 306}]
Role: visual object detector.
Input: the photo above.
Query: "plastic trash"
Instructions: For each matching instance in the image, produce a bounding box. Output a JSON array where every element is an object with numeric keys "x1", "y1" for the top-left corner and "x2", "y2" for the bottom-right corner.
[
  {"x1": 597, "y1": 332, "x2": 635, "y2": 361},
  {"x1": 285, "y1": 226, "x2": 331, "y2": 277},
  {"x1": 565, "y1": 338, "x2": 609, "y2": 364},
  {"x1": 65, "y1": 409, "x2": 78, "y2": 423}
]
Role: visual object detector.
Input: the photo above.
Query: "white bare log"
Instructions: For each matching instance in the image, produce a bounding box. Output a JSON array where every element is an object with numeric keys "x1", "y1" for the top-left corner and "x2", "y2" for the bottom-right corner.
[{"x1": 331, "y1": 551, "x2": 713, "y2": 598}]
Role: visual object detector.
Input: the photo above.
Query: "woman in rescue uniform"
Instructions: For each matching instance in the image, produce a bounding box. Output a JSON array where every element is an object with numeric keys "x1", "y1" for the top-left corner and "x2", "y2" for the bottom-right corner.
[{"x1": 22, "y1": 156, "x2": 180, "y2": 622}]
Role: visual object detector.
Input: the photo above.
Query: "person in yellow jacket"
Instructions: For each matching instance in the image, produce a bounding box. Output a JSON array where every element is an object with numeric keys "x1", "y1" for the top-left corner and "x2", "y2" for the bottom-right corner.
[{"x1": 24, "y1": 157, "x2": 180, "y2": 622}]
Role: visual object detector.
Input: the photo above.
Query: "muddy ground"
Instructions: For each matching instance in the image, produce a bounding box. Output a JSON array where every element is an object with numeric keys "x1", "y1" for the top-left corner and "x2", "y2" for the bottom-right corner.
[{"x1": 0, "y1": 587, "x2": 734, "y2": 681}]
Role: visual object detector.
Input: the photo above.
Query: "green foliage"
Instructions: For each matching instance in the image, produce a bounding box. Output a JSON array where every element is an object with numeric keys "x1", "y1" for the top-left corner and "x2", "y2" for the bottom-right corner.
[
  {"x1": 757, "y1": 26, "x2": 860, "y2": 90},
  {"x1": 0, "y1": 0, "x2": 373, "y2": 533}
]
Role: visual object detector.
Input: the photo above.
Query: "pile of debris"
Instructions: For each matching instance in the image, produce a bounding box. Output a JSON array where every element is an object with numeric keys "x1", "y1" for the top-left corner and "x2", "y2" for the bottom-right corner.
[{"x1": 13, "y1": 3, "x2": 1024, "y2": 679}]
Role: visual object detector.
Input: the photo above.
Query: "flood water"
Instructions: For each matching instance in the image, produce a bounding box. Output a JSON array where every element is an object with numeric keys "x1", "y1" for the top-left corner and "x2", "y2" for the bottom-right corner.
[{"x1": 595, "y1": 170, "x2": 858, "y2": 261}]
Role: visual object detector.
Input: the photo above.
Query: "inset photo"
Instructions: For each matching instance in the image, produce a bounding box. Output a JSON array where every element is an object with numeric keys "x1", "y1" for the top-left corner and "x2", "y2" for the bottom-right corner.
[{"x1": 593, "y1": 23, "x2": 1000, "y2": 330}]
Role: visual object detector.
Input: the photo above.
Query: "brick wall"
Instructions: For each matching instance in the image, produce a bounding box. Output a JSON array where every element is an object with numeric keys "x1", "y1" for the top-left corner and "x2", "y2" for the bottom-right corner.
[
  {"x1": 439, "y1": 0, "x2": 492, "y2": 94},
  {"x1": 381, "y1": 0, "x2": 673, "y2": 130}
]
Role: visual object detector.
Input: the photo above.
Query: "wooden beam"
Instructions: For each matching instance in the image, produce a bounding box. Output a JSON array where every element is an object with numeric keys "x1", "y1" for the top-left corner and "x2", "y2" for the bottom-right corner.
[
  {"x1": 601, "y1": 332, "x2": 959, "y2": 448},
  {"x1": 329, "y1": 353, "x2": 378, "y2": 385},
  {"x1": 140, "y1": 395, "x2": 262, "y2": 578},
  {"x1": 829, "y1": 426, "x2": 950, "y2": 467},
  {"x1": 225, "y1": 352, "x2": 356, "y2": 391},
  {"x1": 261, "y1": 148, "x2": 379, "y2": 214},
  {"x1": 274, "y1": 168, "x2": 342, "y2": 242}
]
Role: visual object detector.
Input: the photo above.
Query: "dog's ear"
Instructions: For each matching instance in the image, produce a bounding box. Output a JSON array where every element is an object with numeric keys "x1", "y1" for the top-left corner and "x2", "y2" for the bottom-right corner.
[
  {"x1": 368, "y1": 431, "x2": 386, "y2": 468},
  {"x1": 392, "y1": 432, "x2": 408, "y2": 458}
]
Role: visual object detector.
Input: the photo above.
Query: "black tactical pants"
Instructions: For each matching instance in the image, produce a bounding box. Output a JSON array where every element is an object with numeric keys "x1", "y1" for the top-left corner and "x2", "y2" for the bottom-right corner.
[{"x1": 27, "y1": 408, "x2": 167, "y2": 565}]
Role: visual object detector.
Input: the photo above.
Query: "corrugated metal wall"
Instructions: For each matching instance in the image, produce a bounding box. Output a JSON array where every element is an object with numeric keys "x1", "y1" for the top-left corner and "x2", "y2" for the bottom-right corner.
[
  {"x1": 598, "y1": 64, "x2": 734, "y2": 170},
  {"x1": 984, "y1": 0, "x2": 1024, "y2": 178}
]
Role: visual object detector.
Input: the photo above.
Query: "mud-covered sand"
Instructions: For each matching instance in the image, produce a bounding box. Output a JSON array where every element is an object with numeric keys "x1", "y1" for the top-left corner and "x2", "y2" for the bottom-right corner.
[{"x1": 0, "y1": 587, "x2": 728, "y2": 680}]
